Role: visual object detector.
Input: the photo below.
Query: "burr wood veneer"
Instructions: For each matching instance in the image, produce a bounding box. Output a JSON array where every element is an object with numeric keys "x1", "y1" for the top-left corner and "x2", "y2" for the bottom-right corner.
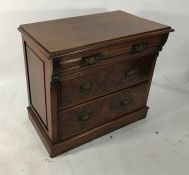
[{"x1": 18, "y1": 10, "x2": 173, "y2": 157}]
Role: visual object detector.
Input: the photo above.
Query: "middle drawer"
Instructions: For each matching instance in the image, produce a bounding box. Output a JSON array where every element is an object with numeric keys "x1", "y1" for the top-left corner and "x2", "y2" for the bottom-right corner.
[{"x1": 59, "y1": 54, "x2": 155, "y2": 109}]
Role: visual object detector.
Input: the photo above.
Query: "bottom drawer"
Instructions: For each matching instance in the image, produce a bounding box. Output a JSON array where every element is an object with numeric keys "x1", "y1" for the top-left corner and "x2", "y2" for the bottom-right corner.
[{"x1": 59, "y1": 82, "x2": 149, "y2": 140}]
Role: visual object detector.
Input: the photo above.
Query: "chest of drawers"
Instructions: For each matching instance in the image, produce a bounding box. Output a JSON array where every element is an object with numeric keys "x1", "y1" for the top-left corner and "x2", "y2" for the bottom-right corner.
[{"x1": 18, "y1": 10, "x2": 174, "y2": 157}]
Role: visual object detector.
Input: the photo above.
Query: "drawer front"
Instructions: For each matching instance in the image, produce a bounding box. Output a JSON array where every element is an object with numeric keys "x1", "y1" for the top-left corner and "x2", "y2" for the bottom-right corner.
[
  {"x1": 59, "y1": 82, "x2": 148, "y2": 140},
  {"x1": 60, "y1": 35, "x2": 162, "y2": 70},
  {"x1": 60, "y1": 55, "x2": 155, "y2": 109}
]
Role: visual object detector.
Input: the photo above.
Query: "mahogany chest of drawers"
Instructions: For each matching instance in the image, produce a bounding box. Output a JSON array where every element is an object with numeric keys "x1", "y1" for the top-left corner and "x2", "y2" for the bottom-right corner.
[{"x1": 18, "y1": 10, "x2": 173, "y2": 157}]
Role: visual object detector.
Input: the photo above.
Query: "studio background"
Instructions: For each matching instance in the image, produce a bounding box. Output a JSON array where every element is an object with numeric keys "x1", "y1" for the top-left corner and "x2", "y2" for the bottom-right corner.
[{"x1": 0, "y1": 1, "x2": 189, "y2": 175}]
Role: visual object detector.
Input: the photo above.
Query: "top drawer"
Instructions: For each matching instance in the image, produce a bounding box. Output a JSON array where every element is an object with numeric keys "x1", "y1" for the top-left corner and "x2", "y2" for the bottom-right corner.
[{"x1": 60, "y1": 35, "x2": 162, "y2": 71}]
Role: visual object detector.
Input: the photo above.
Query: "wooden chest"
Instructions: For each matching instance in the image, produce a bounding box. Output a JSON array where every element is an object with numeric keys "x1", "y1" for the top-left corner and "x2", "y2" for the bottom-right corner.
[{"x1": 18, "y1": 10, "x2": 174, "y2": 157}]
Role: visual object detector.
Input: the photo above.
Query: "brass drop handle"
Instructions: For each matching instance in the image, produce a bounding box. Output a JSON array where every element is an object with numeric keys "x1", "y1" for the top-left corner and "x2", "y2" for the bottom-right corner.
[
  {"x1": 82, "y1": 53, "x2": 102, "y2": 66},
  {"x1": 80, "y1": 82, "x2": 92, "y2": 91},
  {"x1": 126, "y1": 68, "x2": 138, "y2": 79},
  {"x1": 121, "y1": 98, "x2": 131, "y2": 106},
  {"x1": 79, "y1": 112, "x2": 92, "y2": 121},
  {"x1": 132, "y1": 42, "x2": 148, "y2": 53}
]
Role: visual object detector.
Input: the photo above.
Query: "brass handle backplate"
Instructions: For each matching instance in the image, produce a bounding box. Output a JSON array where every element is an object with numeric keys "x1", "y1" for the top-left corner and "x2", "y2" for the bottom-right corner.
[
  {"x1": 82, "y1": 53, "x2": 102, "y2": 66},
  {"x1": 79, "y1": 112, "x2": 92, "y2": 121},
  {"x1": 80, "y1": 82, "x2": 92, "y2": 91},
  {"x1": 121, "y1": 98, "x2": 131, "y2": 106},
  {"x1": 132, "y1": 42, "x2": 148, "y2": 53},
  {"x1": 126, "y1": 68, "x2": 138, "y2": 79}
]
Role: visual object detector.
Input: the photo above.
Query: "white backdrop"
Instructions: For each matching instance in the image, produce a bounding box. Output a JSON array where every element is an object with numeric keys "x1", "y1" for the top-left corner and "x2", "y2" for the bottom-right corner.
[{"x1": 0, "y1": 1, "x2": 189, "y2": 175}]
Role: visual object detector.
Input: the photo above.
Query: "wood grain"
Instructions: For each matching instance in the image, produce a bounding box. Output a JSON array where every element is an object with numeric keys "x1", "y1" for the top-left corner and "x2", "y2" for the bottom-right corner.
[
  {"x1": 59, "y1": 55, "x2": 155, "y2": 109},
  {"x1": 18, "y1": 10, "x2": 174, "y2": 157},
  {"x1": 26, "y1": 46, "x2": 47, "y2": 126},
  {"x1": 60, "y1": 82, "x2": 148, "y2": 140},
  {"x1": 18, "y1": 10, "x2": 173, "y2": 57}
]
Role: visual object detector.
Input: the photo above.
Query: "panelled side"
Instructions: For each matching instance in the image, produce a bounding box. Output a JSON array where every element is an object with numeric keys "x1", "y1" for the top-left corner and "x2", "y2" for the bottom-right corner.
[
  {"x1": 24, "y1": 43, "x2": 48, "y2": 128},
  {"x1": 21, "y1": 31, "x2": 59, "y2": 144}
]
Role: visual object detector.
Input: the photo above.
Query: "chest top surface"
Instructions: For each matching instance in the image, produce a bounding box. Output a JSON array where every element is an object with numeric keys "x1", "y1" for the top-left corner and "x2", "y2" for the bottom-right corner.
[{"x1": 19, "y1": 10, "x2": 172, "y2": 55}]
